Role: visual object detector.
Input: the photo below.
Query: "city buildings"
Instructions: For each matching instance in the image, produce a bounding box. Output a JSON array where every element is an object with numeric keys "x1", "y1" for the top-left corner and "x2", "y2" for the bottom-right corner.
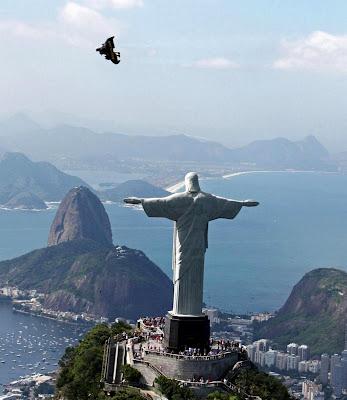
[
  {"x1": 298, "y1": 345, "x2": 310, "y2": 361},
  {"x1": 287, "y1": 343, "x2": 299, "y2": 356},
  {"x1": 248, "y1": 340, "x2": 312, "y2": 374},
  {"x1": 202, "y1": 308, "x2": 220, "y2": 326},
  {"x1": 330, "y1": 354, "x2": 343, "y2": 397},
  {"x1": 302, "y1": 380, "x2": 324, "y2": 400},
  {"x1": 320, "y1": 354, "x2": 329, "y2": 386}
]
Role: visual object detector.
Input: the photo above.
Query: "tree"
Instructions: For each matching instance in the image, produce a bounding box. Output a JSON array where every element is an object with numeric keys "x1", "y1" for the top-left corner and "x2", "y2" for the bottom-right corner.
[
  {"x1": 207, "y1": 392, "x2": 240, "y2": 400},
  {"x1": 155, "y1": 376, "x2": 196, "y2": 400},
  {"x1": 233, "y1": 369, "x2": 292, "y2": 400},
  {"x1": 121, "y1": 365, "x2": 142, "y2": 385},
  {"x1": 98, "y1": 388, "x2": 145, "y2": 400},
  {"x1": 111, "y1": 321, "x2": 132, "y2": 336},
  {"x1": 56, "y1": 322, "x2": 133, "y2": 400}
]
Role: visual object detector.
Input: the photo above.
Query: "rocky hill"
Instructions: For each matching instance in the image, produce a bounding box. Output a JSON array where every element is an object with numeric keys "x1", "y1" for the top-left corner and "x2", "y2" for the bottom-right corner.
[
  {"x1": 0, "y1": 152, "x2": 89, "y2": 205},
  {"x1": 230, "y1": 135, "x2": 334, "y2": 170},
  {"x1": 0, "y1": 188, "x2": 172, "y2": 319},
  {"x1": 48, "y1": 186, "x2": 112, "y2": 246},
  {"x1": 3, "y1": 191, "x2": 47, "y2": 210},
  {"x1": 101, "y1": 180, "x2": 169, "y2": 202},
  {"x1": 0, "y1": 240, "x2": 172, "y2": 319},
  {"x1": 254, "y1": 268, "x2": 347, "y2": 355}
]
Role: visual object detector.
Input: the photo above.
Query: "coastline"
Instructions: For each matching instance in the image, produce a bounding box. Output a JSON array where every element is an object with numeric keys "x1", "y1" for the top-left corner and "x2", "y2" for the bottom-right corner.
[
  {"x1": 12, "y1": 307, "x2": 91, "y2": 326},
  {"x1": 166, "y1": 169, "x2": 341, "y2": 193}
]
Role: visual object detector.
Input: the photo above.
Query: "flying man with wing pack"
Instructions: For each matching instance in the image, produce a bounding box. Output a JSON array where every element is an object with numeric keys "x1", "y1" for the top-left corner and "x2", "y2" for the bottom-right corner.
[{"x1": 96, "y1": 36, "x2": 120, "y2": 65}]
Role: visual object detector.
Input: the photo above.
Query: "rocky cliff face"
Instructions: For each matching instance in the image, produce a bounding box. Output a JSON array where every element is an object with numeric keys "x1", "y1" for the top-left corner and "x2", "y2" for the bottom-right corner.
[
  {"x1": 254, "y1": 268, "x2": 347, "y2": 355},
  {"x1": 0, "y1": 186, "x2": 173, "y2": 319},
  {"x1": 48, "y1": 186, "x2": 112, "y2": 247},
  {"x1": 0, "y1": 240, "x2": 172, "y2": 319}
]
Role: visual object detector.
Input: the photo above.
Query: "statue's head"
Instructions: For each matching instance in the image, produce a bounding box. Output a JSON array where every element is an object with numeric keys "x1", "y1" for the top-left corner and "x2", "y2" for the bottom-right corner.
[{"x1": 185, "y1": 172, "x2": 200, "y2": 193}]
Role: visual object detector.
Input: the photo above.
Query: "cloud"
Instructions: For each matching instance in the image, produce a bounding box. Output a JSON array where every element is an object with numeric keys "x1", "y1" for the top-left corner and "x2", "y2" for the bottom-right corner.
[
  {"x1": 0, "y1": 2, "x2": 120, "y2": 49},
  {"x1": 59, "y1": 2, "x2": 120, "y2": 47},
  {"x1": 0, "y1": 20, "x2": 55, "y2": 40},
  {"x1": 188, "y1": 57, "x2": 239, "y2": 70},
  {"x1": 84, "y1": 0, "x2": 143, "y2": 9},
  {"x1": 273, "y1": 31, "x2": 347, "y2": 73}
]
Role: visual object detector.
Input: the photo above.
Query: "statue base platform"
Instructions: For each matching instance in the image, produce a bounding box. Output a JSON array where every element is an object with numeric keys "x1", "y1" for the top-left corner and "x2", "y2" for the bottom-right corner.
[{"x1": 164, "y1": 313, "x2": 210, "y2": 353}]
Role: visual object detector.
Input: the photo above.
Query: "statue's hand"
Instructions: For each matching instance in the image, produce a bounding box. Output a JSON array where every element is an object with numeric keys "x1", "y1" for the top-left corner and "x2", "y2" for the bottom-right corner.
[
  {"x1": 242, "y1": 200, "x2": 259, "y2": 207},
  {"x1": 124, "y1": 197, "x2": 142, "y2": 205}
]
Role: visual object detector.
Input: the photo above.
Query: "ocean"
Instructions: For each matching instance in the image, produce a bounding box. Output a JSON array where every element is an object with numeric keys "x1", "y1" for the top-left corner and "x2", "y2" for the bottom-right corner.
[
  {"x1": 0, "y1": 301, "x2": 88, "y2": 389},
  {"x1": 1, "y1": 171, "x2": 347, "y2": 383},
  {"x1": 1, "y1": 171, "x2": 347, "y2": 313}
]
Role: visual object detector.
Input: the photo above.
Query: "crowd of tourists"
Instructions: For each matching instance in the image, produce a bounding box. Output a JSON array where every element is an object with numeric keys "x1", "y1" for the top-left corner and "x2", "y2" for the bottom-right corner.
[
  {"x1": 139, "y1": 317, "x2": 165, "y2": 329},
  {"x1": 210, "y1": 339, "x2": 241, "y2": 352}
]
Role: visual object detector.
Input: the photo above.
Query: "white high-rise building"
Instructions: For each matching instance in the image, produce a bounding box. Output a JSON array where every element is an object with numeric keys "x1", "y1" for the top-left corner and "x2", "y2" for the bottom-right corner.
[
  {"x1": 254, "y1": 339, "x2": 270, "y2": 352},
  {"x1": 308, "y1": 360, "x2": 320, "y2": 374},
  {"x1": 254, "y1": 350, "x2": 266, "y2": 367},
  {"x1": 287, "y1": 354, "x2": 300, "y2": 371},
  {"x1": 320, "y1": 354, "x2": 329, "y2": 386},
  {"x1": 264, "y1": 350, "x2": 277, "y2": 368},
  {"x1": 287, "y1": 343, "x2": 299, "y2": 355},
  {"x1": 298, "y1": 344, "x2": 310, "y2": 361},
  {"x1": 202, "y1": 308, "x2": 220, "y2": 326},
  {"x1": 298, "y1": 361, "x2": 308, "y2": 374},
  {"x1": 276, "y1": 352, "x2": 288, "y2": 371},
  {"x1": 246, "y1": 344, "x2": 255, "y2": 362}
]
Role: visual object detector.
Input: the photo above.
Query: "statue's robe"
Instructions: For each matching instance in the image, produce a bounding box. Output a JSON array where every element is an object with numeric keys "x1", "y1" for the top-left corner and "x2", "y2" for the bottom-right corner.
[{"x1": 142, "y1": 191, "x2": 242, "y2": 316}]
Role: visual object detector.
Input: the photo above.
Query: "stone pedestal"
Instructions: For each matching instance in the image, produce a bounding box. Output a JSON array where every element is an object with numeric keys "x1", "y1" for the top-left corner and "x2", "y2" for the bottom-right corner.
[{"x1": 164, "y1": 313, "x2": 210, "y2": 353}]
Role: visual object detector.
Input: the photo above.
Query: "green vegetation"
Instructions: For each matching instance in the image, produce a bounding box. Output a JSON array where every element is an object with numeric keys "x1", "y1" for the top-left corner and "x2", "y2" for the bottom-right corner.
[
  {"x1": 154, "y1": 376, "x2": 196, "y2": 400},
  {"x1": 232, "y1": 369, "x2": 292, "y2": 400},
  {"x1": 121, "y1": 365, "x2": 142, "y2": 385},
  {"x1": 97, "y1": 387, "x2": 145, "y2": 400},
  {"x1": 254, "y1": 268, "x2": 347, "y2": 355},
  {"x1": 0, "y1": 236, "x2": 172, "y2": 320},
  {"x1": 207, "y1": 392, "x2": 240, "y2": 400},
  {"x1": 56, "y1": 322, "x2": 132, "y2": 400},
  {"x1": 56, "y1": 323, "x2": 291, "y2": 400}
]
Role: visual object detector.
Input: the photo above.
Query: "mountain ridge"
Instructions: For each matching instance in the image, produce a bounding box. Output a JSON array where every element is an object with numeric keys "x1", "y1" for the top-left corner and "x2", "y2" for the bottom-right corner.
[
  {"x1": 0, "y1": 186, "x2": 173, "y2": 319},
  {"x1": 0, "y1": 239, "x2": 172, "y2": 319},
  {"x1": 0, "y1": 152, "x2": 90, "y2": 205},
  {"x1": 0, "y1": 114, "x2": 336, "y2": 171},
  {"x1": 254, "y1": 267, "x2": 347, "y2": 355}
]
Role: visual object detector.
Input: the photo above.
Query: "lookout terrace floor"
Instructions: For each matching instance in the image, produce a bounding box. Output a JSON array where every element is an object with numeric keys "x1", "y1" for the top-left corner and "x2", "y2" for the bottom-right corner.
[{"x1": 129, "y1": 317, "x2": 247, "y2": 382}]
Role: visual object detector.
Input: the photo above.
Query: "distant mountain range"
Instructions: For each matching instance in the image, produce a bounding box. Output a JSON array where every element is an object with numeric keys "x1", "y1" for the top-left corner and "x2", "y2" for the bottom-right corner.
[
  {"x1": 0, "y1": 151, "x2": 171, "y2": 209},
  {"x1": 0, "y1": 114, "x2": 337, "y2": 171},
  {"x1": 254, "y1": 268, "x2": 347, "y2": 355},
  {"x1": 0, "y1": 152, "x2": 88, "y2": 208},
  {"x1": 229, "y1": 135, "x2": 333, "y2": 170},
  {"x1": 0, "y1": 186, "x2": 172, "y2": 319}
]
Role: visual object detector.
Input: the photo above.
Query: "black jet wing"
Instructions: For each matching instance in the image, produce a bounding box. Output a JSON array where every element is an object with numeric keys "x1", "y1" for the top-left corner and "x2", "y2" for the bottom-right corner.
[{"x1": 96, "y1": 36, "x2": 120, "y2": 65}]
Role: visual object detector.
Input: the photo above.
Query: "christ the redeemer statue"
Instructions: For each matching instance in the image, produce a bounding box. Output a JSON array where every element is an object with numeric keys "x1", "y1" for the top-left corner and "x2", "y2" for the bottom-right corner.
[{"x1": 124, "y1": 172, "x2": 259, "y2": 318}]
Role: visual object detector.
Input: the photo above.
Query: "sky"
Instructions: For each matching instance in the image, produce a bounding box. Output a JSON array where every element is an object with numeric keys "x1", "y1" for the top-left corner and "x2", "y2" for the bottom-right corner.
[{"x1": 1, "y1": 1, "x2": 347, "y2": 151}]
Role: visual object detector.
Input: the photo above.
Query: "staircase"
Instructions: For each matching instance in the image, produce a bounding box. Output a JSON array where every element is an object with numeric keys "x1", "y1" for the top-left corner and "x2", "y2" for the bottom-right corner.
[{"x1": 101, "y1": 338, "x2": 126, "y2": 384}]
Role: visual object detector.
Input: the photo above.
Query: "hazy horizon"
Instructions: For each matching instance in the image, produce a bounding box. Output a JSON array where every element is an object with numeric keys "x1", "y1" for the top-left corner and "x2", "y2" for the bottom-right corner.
[{"x1": 1, "y1": 1, "x2": 347, "y2": 152}]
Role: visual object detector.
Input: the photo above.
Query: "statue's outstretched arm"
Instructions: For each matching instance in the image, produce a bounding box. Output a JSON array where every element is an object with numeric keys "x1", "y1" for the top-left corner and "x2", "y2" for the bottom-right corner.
[
  {"x1": 124, "y1": 197, "x2": 142, "y2": 205},
  {"x1": 242, "y1": 199, "x2": 259, "y2": 207}
]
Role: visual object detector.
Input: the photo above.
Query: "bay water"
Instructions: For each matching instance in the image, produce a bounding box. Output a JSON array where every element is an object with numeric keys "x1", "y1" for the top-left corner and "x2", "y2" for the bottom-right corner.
[{"x1": 1, "y1": 171, "x2": 347, "y2": 383}]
